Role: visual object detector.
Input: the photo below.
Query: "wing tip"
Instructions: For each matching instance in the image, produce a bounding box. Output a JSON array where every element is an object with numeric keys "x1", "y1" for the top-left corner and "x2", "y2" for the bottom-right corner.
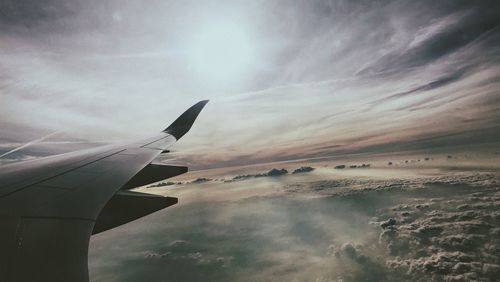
[{"x1": 163, "y1": 100, "x2": 209, "y2": 140}]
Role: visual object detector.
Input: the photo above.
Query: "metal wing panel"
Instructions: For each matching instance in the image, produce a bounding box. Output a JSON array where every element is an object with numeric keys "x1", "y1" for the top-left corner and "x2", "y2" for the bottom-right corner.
[
  {"x1": 0, "y1": 145, "x2": 125, "y2": 197},
  {"x1": 0, "y1": 147, "x2": 163, "y2": 280},
  {"x1": 139, "y1": 133, "x2": 177, "y2": 150},
  {"x1": 3, "y1": 217, "x2": 94, "y2": 282},
  {"x1": 0, "y1": 148, "x2": 161, "y2": 219},
  {"x1": 0, "y1": 147, "x2": 163, "y2": 282}
]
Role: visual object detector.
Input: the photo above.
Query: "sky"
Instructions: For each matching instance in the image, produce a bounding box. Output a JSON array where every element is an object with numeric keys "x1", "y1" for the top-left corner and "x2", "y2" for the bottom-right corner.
[{"x1": 1, "y1": 0, "x2": 499, "y2": 169}]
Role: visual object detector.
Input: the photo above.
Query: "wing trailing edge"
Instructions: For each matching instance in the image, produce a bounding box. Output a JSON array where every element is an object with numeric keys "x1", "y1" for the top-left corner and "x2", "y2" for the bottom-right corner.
[
  {"x1": 121, "y1": 163, "x2": 187, "y2": 190},
  {"x1": 93, "y1": 190, "x2": 177, "y2": 234}
]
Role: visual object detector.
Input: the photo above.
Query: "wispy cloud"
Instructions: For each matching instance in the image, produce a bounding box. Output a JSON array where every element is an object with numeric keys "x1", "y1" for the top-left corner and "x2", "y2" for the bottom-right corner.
[{"x1": 1, "y1": 0, "x2": 499, "y2": 168}]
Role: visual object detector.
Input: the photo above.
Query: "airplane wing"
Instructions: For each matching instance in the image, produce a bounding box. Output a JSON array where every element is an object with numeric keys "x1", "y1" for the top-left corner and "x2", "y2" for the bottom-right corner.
[{"x1": 0, "y1": 100, "x2": 208, "y2": 282}]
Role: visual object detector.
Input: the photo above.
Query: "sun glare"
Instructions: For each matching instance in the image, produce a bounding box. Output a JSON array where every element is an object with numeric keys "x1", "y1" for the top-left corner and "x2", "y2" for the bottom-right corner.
[{"x1": 187, "y1": 22, "x2": 255, "y2": 84}]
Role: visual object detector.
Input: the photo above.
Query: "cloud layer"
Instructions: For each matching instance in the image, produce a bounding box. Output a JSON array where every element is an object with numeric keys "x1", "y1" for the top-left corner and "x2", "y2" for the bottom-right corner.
[{"x1": 89, "y1": 165, "x2": 500, "y2": 281}]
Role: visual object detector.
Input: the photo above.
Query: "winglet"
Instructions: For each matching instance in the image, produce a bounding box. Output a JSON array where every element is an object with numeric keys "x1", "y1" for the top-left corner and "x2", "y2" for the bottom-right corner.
[{"x1": 163, "y1": 100, "x2": 209, "y2": 140}]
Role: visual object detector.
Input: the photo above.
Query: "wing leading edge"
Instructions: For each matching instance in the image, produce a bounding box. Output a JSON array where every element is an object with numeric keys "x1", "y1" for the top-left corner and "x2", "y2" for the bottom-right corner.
[{"x1": 0, "y1": 100, "x2": 208, "y2": 282}]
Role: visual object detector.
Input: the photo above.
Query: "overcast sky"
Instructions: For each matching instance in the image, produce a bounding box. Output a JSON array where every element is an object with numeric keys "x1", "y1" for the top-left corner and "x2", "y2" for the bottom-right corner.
[{"x1": 1, "y1": 0, "x2": 499, "y2": 168}]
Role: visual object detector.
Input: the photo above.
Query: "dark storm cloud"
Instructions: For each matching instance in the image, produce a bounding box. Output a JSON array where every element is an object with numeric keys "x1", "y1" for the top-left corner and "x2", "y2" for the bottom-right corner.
[
  {"x1": 266, "y1": 0, "x2": 499, "y2": 84},
  {"x1": 0, "y1": 0, "x2": 76, "y2": 33},
  {"x1": 370, "y1": 66, "x2": 473, "y2": 107},
  {"x1": 357, "y1": 1, "x2": 500, "y2": 76}
]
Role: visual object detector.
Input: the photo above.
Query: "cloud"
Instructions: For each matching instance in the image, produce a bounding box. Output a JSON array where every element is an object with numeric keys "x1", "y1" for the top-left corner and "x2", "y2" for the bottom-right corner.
[
  {"x1": 89, "y1": 165, "x2": 500, "y2": 281},
  {"x1": 224, "y1": 168, "x2": 288, "y2": 182},
  {"x1": 2, "y1": 1, "x2": 500, "y2": 168},
  {"x1": 376, "y1": 187, "x2": 500, "y2": 281},
  {"x1": 292, "y1": 166, "x2": 315, "y2": 174},
  {"x1": 0, "y1": 0, "x2": 76, "y2": 32},
  {"x1": 370, "y1": 66, "x2": 473, "y2": 108}
]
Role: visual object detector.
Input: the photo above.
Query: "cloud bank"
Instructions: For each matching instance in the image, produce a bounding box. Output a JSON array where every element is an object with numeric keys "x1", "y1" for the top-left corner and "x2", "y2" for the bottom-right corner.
[{"x1": 90, "y1": 167, "x2": 500, "y2": 281}]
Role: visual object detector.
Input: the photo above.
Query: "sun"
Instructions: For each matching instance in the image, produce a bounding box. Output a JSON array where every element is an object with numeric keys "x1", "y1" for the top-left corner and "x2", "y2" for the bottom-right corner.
[{"x1": 186, "y1": 22, "x2": 255, "y2": 85}]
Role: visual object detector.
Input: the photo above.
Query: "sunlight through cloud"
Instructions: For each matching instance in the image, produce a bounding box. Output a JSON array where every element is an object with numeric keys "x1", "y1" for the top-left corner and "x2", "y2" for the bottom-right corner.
[{"x1": 186, "y1": 21, "x2": 256, "y2": 85}]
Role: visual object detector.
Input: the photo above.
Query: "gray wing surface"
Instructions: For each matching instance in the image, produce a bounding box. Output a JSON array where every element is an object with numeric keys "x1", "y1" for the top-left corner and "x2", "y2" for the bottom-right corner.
[{"x1": 0, "y1": 100, "x2": 208, "y2": 282}]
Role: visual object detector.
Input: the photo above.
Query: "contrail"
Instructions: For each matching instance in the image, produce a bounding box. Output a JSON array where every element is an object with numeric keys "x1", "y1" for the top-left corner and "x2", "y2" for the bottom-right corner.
[{"x1": 0, "y1": 131, "x2": 59, "y2": 159}]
